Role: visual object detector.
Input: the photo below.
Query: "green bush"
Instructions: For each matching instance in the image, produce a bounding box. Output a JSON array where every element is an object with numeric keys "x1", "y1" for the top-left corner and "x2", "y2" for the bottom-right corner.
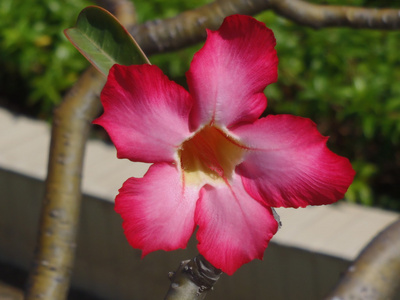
[
  {"x1": 0, "y1": 0, "x2": 399, "y2": 210},
  {"x1": 0, "y1": 0, "x2": 92, "y2": 116}
]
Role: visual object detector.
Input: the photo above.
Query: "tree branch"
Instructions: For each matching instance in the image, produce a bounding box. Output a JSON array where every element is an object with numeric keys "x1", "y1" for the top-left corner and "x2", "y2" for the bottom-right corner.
[
  {"x1": 272, "y1": 0, "x2": 400, "y2": 30},
  {"x1": 325, "y1": 218, "x2": 400, "y2": 299},
  {"x1": 129, "y1": 0, "x2": 400, "y2": 55},
  {"x1": 129, "y1": 0, "x2": 272, "y2": 55},
  {"x1": 25, "y1": 65, "x2": 105, "y2": 300},
  {"x1": 95, "y1": 0, "x2": 138, "y2": 25},
  {"x1": 25, "y1": 1, "x2": 136, "y2": 299}
]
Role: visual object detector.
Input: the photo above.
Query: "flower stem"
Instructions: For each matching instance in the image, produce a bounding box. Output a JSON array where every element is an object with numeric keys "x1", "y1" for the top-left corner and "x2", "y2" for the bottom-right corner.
[{"x1": 164, "y1": 255, "x2": 222, "y2": 300}]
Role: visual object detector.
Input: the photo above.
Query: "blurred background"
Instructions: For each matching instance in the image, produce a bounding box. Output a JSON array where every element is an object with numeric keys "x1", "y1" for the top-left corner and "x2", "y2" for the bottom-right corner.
[{"x1": 0, "y1": 0, "x2": 399, "y2": 212}]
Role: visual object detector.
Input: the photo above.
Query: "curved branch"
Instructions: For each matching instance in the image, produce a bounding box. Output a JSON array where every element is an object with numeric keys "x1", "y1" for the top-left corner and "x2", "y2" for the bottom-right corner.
[
  {"x1": 25, "y1": 66, "x2": 105, "y2": 300},
  {"x1": 25, "y1": 66, "x2": 104, "y2": 300},
  {"x1": 129, "y1": 0, "x2": 275, "y2": 55},
  {"x1": 325, "y1": 218, "x2": 400, "y2": 299},
  {"x1": 129, "y1": 0, "x2": 400, "y2": 55},
  {"x1": 273, "y1": 0, "x2": 400, "y2": 30}
]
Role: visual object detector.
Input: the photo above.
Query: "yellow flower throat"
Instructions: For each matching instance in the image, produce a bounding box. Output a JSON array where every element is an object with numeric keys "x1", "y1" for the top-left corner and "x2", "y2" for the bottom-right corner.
[{"x1": 179, "y1": 125, "x2": 246, "y2": 185}]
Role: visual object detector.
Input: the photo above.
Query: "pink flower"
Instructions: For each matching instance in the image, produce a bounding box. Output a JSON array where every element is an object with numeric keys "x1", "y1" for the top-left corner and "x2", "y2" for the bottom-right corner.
[{"x1": 94, "y1": 15, "x2": 355, "y2": 275}]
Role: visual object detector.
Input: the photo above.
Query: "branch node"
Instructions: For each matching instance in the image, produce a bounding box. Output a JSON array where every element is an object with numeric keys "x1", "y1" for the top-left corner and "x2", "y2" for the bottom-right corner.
[{"x1": 164, "y1": 255, "x2": 222, "y2": 299}]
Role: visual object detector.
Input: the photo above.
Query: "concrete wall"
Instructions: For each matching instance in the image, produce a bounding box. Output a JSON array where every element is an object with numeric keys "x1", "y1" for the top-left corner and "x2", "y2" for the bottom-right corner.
[
  {"x1": 1, "y1": 108, "x2": 399, "y2": 299},
  {"x1": 0, "y1": 169, "x2": 350, "y2": 300}
]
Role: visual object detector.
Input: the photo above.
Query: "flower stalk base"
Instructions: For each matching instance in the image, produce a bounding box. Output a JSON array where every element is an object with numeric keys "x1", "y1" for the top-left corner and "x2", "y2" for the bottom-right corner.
[{"x1": 164, "y1": 254, "x2": 222, "y2": 300}]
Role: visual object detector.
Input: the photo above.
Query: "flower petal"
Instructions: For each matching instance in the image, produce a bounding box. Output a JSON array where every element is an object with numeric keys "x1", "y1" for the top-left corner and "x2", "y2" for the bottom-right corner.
[
  {"x1": 233, "y1": 115, "x2": 356, "y2": 208},
  {"x1": 115, "y1": 163, "x2": 198, "y2": 256},
  {"x1": 186, "y1": 15, "x2": 278, "y2": 130},
  {"x1": 94, "y1": 64, "x2": 192, "y2": 163},
  {"x1": 195, "y1": 175, "x2": 278, "y2": 275}
]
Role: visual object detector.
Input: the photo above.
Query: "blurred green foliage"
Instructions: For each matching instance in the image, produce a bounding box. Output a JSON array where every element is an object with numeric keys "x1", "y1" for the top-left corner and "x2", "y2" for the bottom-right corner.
[
  {"x1": 0, "y1": 0, "x2": 399, "y2": 210},
  {"x1": 0, "y1": 0, "x2": 92, "y2": 115},
  {"x1": 255, "y1": 8, "x2": 400, "y2": 211}
]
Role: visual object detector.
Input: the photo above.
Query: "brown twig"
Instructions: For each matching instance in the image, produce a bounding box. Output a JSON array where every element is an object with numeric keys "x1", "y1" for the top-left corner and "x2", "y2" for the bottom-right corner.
[
  {"x1": 272, "y1": 0, "x2": 400, "y2": 30},
  {"x1": 24, "y1": 1, "x2": 136, "y2": 299},
  {"x1": 129, "y1": 0, "x2": 400, "y2": 55},
  {"x1": 325, "y1": 218, "x2": 400, "y2": 299},
  {"x1": 95, "y1": 0, "x2": 138, "y2": 25}
]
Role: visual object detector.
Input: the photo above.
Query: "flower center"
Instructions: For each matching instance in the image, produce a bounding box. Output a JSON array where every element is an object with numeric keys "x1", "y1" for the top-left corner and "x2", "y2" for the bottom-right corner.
[{"x1": 178, "y1": 125, "x2": 246, "y2": 185}]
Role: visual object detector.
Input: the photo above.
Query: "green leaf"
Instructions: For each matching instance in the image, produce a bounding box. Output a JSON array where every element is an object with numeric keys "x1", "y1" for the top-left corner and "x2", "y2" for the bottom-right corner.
[{"x1": 64, "y1": 6, "x2": 150, "y2": 76}]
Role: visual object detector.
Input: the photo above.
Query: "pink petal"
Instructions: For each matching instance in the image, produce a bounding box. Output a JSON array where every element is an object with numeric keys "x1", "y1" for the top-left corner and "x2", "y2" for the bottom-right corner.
[
  {"x1": 186, "y1": 15, "x2": 278, "y2": 130},
  {"x1": 195, "y1": 175, "x2": 278, "y2": 275},
  {"x1": 115, "y1": 163, "x2": 198, "y2": 256},
  {"x1": 233, "y1": 115, "x2": 356, "y2": 208},
  {"x1": 94, "y1": 64, "x2": 192, "y2": 163}
]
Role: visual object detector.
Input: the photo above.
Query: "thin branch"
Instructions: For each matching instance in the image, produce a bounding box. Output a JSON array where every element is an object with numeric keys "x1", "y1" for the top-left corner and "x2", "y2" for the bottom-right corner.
[
  {"x1": 129, "y1": 0, "x2": 400, "y2": 55},
  {"x1": 272, "y1": 0, "x2": 400, "y2": 30},
  {"x1": 95, "y1": 0, "x2": 138, "y2": 25},
  {"x1": 164, "y1": 255, "x2": 222, "y2": 300},
  {"x1": 325, "y1": 218, "x2": 400, "y2": 300},
  {"x1": 25, "y1": 1, "x2": 136, "y2": 299},
  {"x1": 129, "y1": 0, "x2": 272, "y2": 55}
]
